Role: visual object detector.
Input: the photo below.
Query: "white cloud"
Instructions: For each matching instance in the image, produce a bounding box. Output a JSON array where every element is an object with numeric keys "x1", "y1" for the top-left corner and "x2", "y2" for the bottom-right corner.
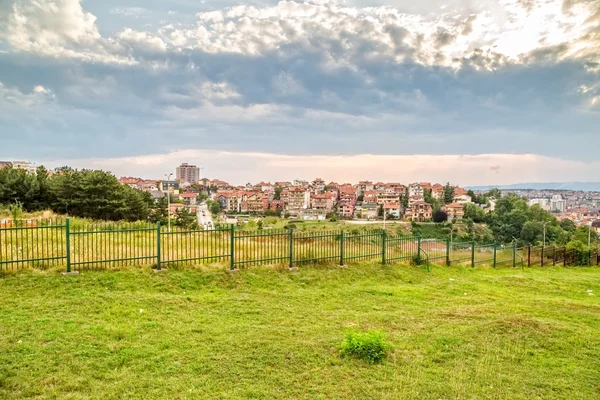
[
  {"x1": 47, "y1": 150, "x2": 600, "y2": 186},
  {"x1": 0, "y1": 82, "x2": 55, "y2": 111},
  {"x1": 1, "y1": 0, "x2": 597, "y2": 68},
  {"x1": 110, "y1": 7, "x2": 147, "y2": 17}
]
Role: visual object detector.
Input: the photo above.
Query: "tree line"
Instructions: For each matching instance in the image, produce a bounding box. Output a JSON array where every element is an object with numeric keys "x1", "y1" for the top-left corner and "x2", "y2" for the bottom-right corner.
[{"x1": 0, "y1": 166, "x2": 198, "y2": 228}]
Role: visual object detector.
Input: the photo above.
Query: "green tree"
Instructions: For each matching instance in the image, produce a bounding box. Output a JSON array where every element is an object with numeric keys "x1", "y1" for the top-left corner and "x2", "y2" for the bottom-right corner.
[
  {"x1": 463, "y1": 203, "x2": 486, "y2": 223},
  {"x1": 273, "y1": 186, "x2": 283, "y2": 200},
  {"x1": 443, "y1": 183, "x2": 454, "y2": 204},
  {"x1": 150, "y1": 197, "x2": 169, "y2": 225},
  {"x1": 175, "y1": 208, "x2": 198, "y2": 230},
  {"x1": 357, "y1": 193, "x2": 364, "y2": 202},
  {"x1": 573, "y1": 226, "x2": 597, "y2": 245},
  {"x1": 377, "y1": 204, "x2": 384, "y2": 217},
  {"x1": 206, "y1": 200, "x2": 222, "y2": 215},
  {"x1": 486, "y1": 188, "x2": 502, "y2": 199},
  {"x1": 560, "y1": 218, "x2": 576, "y2": 233},
  {"x1": 520, "y1": 221, "x2": 544, "y2": 244}
]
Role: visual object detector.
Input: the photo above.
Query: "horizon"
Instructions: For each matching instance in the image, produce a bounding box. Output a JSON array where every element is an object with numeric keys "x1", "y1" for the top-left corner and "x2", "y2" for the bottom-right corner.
[
  {"x1": 6, "y1": 156, "x2": 600, "y2": 191},
  {"x1": 1, "y1": 0, "x2": 599, "y2": 183}
]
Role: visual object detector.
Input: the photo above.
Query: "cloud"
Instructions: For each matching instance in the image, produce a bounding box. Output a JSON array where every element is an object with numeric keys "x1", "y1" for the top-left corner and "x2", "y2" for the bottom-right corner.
[
  {"x1": 110, "y1": 7, "x2": 147, "y2": 18},
  {"x1": 45, "y1": 150, "x2": 600, "y2": 186},
  {"x1": 0, "y1": 0, "x2": 599, "y2": 167}
]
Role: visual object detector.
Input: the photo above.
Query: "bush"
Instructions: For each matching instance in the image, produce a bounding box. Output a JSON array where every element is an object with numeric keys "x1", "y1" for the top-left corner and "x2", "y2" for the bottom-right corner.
[{"x1": 339, "y1": 330, "x2": 392, "y2": 364}]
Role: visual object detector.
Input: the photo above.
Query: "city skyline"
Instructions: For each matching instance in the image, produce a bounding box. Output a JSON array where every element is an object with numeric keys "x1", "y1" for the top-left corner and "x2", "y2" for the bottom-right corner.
[{"x1": 1, "y1": 0, "x2": 599, "y2": 183}]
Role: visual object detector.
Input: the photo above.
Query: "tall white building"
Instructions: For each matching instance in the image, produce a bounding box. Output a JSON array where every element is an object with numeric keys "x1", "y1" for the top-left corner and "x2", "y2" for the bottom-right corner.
[
  {"x1": 550, "y1": 195, "x2": 566, "y2": 213},
  {"x1": 528, "y1": 198, "x2": 551, "y2": 211},
  {"x1": 176, "y1": 163, "x2": 200, "y2": 184}
]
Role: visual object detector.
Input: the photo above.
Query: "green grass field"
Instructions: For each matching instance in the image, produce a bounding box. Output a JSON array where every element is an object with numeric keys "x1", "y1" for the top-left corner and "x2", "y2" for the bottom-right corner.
[{"x1": 1, "y1": 264, "x2": 599, "y2": 399}]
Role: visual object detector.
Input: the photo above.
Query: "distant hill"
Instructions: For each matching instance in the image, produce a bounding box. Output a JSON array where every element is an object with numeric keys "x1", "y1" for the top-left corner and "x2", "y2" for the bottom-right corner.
[{"x1": 466, "y1": 182, "x2": 600, "y2": 192}]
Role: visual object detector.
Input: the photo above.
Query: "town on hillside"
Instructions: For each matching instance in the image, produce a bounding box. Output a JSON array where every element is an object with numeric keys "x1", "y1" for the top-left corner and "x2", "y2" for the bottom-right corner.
[{"x1": 111, "y1": 162, "x2": 600, "y2": 229}]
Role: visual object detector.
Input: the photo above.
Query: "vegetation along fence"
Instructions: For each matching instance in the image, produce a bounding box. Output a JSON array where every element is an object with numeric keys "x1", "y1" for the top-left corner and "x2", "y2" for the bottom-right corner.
[{"x1": 1, "y1": 219, "x2": 599, "y2": 272}]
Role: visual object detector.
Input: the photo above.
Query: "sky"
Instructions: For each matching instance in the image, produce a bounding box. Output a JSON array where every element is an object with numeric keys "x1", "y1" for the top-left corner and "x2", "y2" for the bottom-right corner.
[{"x1": 0, "y1": 0, "x2": 598, "y2": 185}]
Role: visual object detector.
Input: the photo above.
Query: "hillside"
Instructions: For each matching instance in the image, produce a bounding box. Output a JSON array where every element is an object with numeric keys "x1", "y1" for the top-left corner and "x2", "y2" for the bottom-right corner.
[{"x1": 1, "y1": 264, "x2": 599, "y2": 399}]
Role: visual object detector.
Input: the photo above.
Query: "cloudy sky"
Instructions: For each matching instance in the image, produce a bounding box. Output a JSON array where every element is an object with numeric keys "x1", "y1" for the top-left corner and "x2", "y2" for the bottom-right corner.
[{"x1": 0, "y1": 0, "x2": 598, "y2": 184}]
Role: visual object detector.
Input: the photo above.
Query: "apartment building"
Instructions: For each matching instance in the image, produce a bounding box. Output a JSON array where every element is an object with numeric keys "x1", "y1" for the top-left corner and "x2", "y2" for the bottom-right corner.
[
  {"x1": 311, "y1": 193, "x2": 335, "y2": 213},
  {"x1": 287, "y1": 186, "x2": 310, "y2": 210},
  {"x1": 176, "y1": 163, "x2": 200, "y2": 184},
  {"x1": 405, "y1": 201, "x2": 433, "y2": 222},
  {"x1": 357, "y1": 181, "x2": 374, "y2": 195},
  {"x1": 408, "y1": 183, "x2": 424, "y2": 197},
  {"x1": 432, "y1": 184, "x2": 445, "y2": 200},
  {"x1": 444, "y1": 203, "x2": 464, "y2": 221}
]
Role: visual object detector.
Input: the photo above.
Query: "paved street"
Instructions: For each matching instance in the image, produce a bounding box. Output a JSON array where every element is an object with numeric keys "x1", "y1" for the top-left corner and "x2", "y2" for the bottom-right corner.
[{"x1": 197, "y1": 202, "x2": 213, "y2": 230}]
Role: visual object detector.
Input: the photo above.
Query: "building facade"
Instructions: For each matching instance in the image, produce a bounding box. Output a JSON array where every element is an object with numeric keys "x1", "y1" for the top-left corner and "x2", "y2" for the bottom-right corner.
[{"x1": 176, "y1": 163, "x2": 200, "y2": 184}]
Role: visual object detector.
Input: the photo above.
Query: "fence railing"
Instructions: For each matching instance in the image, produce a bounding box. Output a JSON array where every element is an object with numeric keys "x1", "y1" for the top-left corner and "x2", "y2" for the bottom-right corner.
[{"x1": 2, "y1": 219, "x2": 599, "y2": 272}]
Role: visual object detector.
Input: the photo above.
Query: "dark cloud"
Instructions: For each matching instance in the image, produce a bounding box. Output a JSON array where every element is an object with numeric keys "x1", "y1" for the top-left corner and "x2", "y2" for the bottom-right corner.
[{"x1": 434, "y1": 28, "x2": 456, "y2": 49}]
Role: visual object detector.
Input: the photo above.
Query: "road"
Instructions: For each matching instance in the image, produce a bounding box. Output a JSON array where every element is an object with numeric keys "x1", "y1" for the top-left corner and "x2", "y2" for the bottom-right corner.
[{"x1": 197, "y1": 202, "x2": 214, "y2": 230}]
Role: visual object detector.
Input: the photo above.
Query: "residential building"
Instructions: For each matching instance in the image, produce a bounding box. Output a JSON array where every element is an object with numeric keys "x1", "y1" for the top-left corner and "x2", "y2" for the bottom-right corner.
[
  {"x1": 405, "y1": 201, "x2": 433, "y2": 222},
  {"x1": 7, "y1": 161, "x2": 36, "y2": 174},
  {"x1": 0, "y1": 161, "x2": 13, "y2": 169},
  {"x1": 160, "y1": 180, "x2": 180, "y2": 193},
  {"x1": 409, "y1": 195, "x2": 425, "y2": 207},
  {"x1": 287, "y1": 186, "x2": 310, "y2": 210},
  {"x1": 119, "y1": 177, "x2": 142, "y2": 189},
  {"x1": 275, "y1": 181, "x2": 291, "y2": 189},
  {"x1": 292, "y1": 179, "x2": 309, "y2": 187},
  {"x1": 453, "y1": 194, "x2": 473, "y2": 204},
  {"x1": 408, "y1": 183, "x2": 424, "y2": 197},
  {"x1": 176, "y1": 163, "x2": 200, "y2": 184},
  {"x1": 311, "y1": 178, "x2": 326, "y2": 192},
  {"x1": 432, "y1": 184, "x2": 445, "y2": 201},
  {"x1": 242, "y1": 192, "x2": 268, "y2": 214},
  {"x1": 299, "y1": 209, "x2": 326, "y2": 221},
  {"x1": 339, "y1": 202, "x2": 355, "y2": 218},
  {"x1": 550, "y1": 195, "x2": 567, "y2": 213},
  {"x1": 178, "y1": 192, "x2": 199, "y2": 206},
  {"x1": 384, "y1": 203, "x2": 401, "y2": 218},
  {"x1": 453, "y1": 187, "x2": 468, "y2": 198},
  {"x1": 374, "y1": 182, "x2": 386, "y2": 191},
  {"x1": 269, "y1": 200, "x2": 285, "y2": 212},
  {"x1": 355, "y1": 203, "x2": 378, "y2": 219},
  {"x1": 362, "y1": 190, "x2": 378, "y2": 204},
  {"x1": 528, "y1": 198, "x2": 551, "y2": 211},
  {"x1": 444, "y1": 203, "x2": 464, "y2": 221},
  {"x1": 311, "y1": 193, "x2": 334, "y2": 213},
  {"x1": 420, "y1": 182, "x2": 432, "y2": 192},
  {"x1": 376, "y1": 192, "x2": 400, "y2": 206},
  {"x1": 357, "y1": 181, "x2": 374, "y2": 195}
]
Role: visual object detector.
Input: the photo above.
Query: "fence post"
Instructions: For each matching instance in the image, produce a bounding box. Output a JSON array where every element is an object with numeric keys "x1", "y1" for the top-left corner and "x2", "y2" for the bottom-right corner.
[
  {"x1": 417, "y1": 235, "x2": 421, "y2": 266},
  {"x1": 446, "y1": 237, "x2": 450, "y2": 266},
  {"x1": 471, "y1": 241, "x2": 475, "y2": 268},
  {"x1": 289, "y1": 229, "x2": 294, "y2": 269},
  {"x1": 493, "y1": 243, "x2": 497, "y2": 268},
  {"x1": 563, "y1": 247, "x2": 566, "y2": 267},
  {"x1": 156, "y1": 221, "x2": 161, "y2": 270},
  {"x1": 527, "y1": 246, "x2": 531, "y2": 268},
  {"x1": 229, "y1": 224, "x2": 235, "y2": 270},
  {"x1": 65, "y1": 218, "x2": 71, "y2": 273},
  {"x1": 381, "y1": 230, "x2": 387, "y2": 265},
  {"x1": 552, "y1": 247, "x2": 556, "y2": 266},
  {"x1": 340, "y1": 230, "x2": 345, "y2": 266},
  {"x1": 541, "y1": 246, "x2": 545, "y2": 267},
  {"x1": 589, "y1": 250, "x2": 593, "y2": 266},
  {"x1": 512, "y1": 241, "x2": 516, "y2": 268}
]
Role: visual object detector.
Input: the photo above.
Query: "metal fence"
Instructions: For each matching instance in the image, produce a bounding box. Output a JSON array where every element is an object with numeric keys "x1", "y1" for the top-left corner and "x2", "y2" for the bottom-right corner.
[{"x1": 2, "y1": 219, "x2": 599, "y2": 272}]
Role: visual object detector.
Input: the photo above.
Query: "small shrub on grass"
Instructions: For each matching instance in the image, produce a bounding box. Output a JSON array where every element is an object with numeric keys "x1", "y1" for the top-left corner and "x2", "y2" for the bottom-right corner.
[{"x1": 339, "y1": 330, "x2": 392, "y2": 364}]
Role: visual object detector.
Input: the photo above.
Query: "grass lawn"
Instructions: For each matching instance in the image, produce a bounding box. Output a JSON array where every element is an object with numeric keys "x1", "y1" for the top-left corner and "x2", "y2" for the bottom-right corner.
[{"x1": 1, "y1": 264, "x2": 599, "y2": 399}]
